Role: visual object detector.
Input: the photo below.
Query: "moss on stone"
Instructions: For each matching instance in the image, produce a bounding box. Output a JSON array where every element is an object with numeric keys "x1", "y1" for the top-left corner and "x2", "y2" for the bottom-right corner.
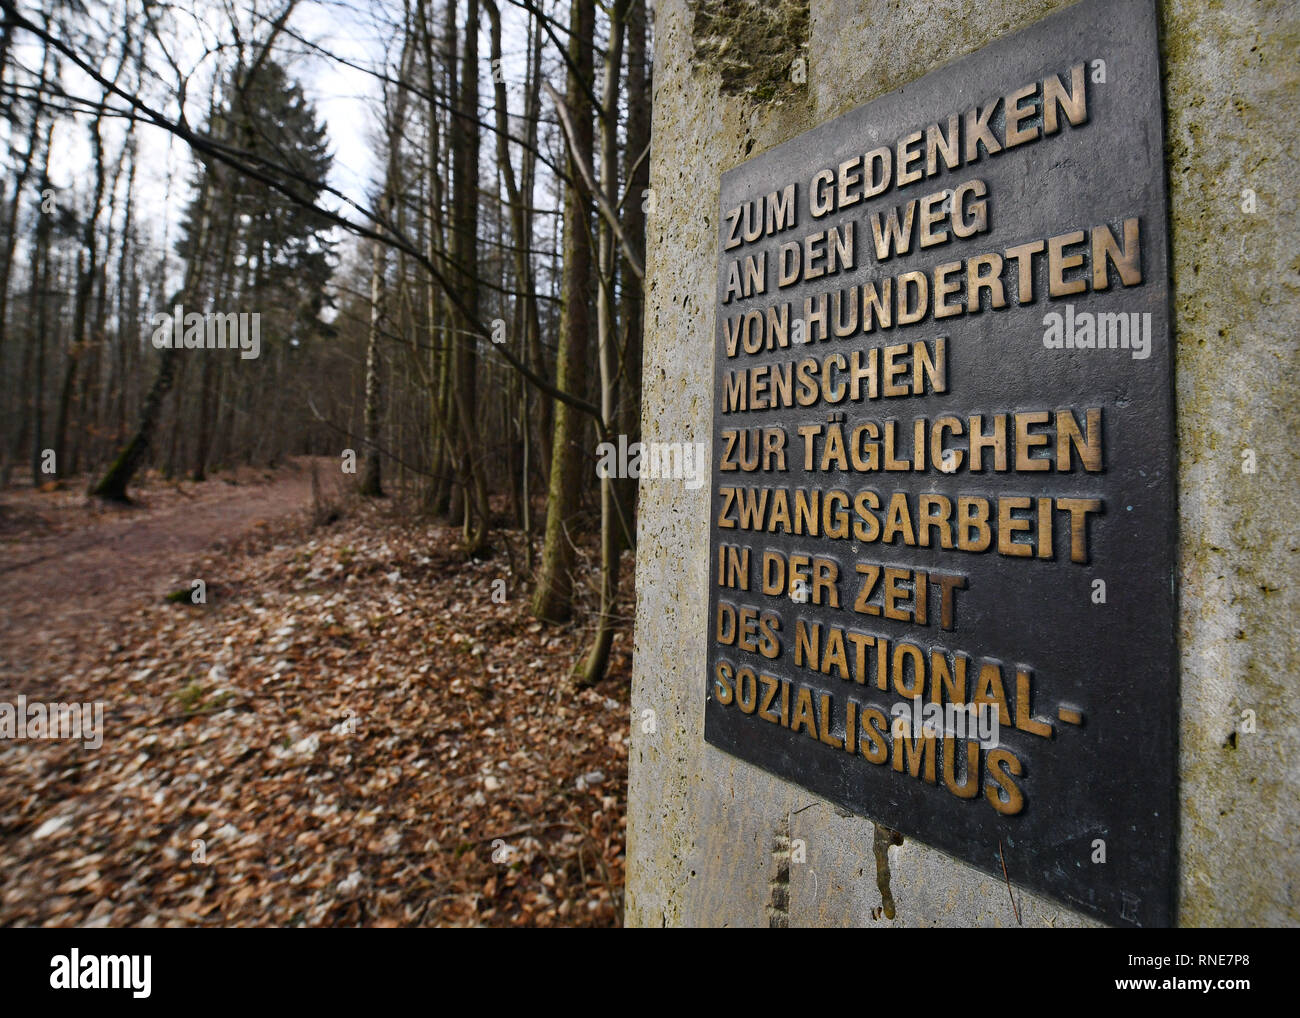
[{"x1": 691, "y1": 0, "x2": 810, "y2": 99}]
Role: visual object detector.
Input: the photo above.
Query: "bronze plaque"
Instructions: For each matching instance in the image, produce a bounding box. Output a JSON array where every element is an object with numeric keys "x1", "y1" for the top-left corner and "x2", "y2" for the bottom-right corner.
[{"x1": 704, "y1": 0, "x2": 1176, "y2": 927}]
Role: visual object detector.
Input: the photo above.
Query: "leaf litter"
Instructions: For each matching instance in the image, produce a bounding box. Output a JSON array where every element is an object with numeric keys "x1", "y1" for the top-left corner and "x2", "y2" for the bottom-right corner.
[{"x1": 0, "y1": 493, "x2": 630, "y2": 927}]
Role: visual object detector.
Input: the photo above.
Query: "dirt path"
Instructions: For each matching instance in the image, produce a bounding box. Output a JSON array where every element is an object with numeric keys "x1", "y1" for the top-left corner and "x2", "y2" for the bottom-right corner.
[
  {"x1": 0, "y1": 494, "x2": 628, "y2": 928},
  {"x1": 0, "y1": 459, "x2": 320, "y2": 692}
]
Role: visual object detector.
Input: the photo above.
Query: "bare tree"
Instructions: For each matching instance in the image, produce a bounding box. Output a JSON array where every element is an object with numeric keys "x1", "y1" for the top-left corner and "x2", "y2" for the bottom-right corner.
[{"x1": 533, "y1": 0, "x2": 595, "y2": 623}]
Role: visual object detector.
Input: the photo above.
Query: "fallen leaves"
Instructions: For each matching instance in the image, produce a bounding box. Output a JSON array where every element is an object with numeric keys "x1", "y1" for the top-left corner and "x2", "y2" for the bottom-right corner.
[{"x1": 0, "y1": 493, "x2": 629, "y2": 927}]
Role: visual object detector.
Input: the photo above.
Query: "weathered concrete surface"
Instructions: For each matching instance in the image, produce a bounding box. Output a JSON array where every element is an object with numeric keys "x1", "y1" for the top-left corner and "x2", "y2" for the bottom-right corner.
[
  {"x1": 627, "y1": 0, "x2": 1299, "y2": 927},
  {"x1": 1161, "y1": 0, "x2": 1299, "y2": 927}
]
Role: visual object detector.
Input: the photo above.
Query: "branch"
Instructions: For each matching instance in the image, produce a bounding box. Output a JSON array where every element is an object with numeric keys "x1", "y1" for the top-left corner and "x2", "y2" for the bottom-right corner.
[
  {"x1": 543, "y1": 79, "x2": 644, "y2": 281},
  {"x1": 0, "y1": 0, "x2": 600, "y2": 422}
]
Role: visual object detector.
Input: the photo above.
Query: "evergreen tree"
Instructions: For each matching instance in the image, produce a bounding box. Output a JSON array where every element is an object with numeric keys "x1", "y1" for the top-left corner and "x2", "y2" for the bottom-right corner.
[{"x1": 94, "y1": 58, "x2": 334, "y2": 498}]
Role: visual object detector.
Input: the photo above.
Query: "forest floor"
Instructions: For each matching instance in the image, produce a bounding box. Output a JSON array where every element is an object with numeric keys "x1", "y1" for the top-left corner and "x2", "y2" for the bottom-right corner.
[{"x1": 0, "y1": 460, "x2": 631, "y2": 927}]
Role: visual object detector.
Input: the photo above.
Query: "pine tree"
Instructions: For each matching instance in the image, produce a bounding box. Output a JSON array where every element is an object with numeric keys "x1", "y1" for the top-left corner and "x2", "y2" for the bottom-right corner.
[{"x1": 93, "y1": 59, "x2": 333, "y2": 500}]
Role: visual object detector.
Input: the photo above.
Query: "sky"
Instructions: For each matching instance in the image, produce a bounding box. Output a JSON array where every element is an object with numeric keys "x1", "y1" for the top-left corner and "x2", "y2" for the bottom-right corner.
[{"x1": 4, "y1": 0, "x2": 550, "y2": 292}]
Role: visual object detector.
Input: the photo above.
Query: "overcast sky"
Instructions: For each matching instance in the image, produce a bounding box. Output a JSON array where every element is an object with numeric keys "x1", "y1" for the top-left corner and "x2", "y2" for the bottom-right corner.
[{"x1": 4, "y1": 0, "x2": 550, "y2": 293}]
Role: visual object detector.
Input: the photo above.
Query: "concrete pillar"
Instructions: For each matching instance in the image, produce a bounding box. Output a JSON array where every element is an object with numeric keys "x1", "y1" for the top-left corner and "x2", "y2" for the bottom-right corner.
[{"x1": 627, "y1": 0, "x2": 1297, "y2": 927}]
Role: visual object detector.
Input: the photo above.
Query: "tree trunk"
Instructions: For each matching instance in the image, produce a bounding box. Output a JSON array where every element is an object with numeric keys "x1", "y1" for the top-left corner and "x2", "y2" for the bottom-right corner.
[
  {"x1": 360, "y1": 31, "x2": 416, "y2": 497},
  {"x1": 446, "y1": 0, "x2": 490, "y2": 554},
  {"x1": 54, "y1": 39, "x2": 129, "y2": 479},
  {"x1": 486, "y1": 0, "x2": 544, "y2": 546},
  {"x1": 92, "y1": 174, "x2": 213, "y2": 500},
  {"x1": 616, "y1": 0, "x2": 650, "y2": 556},
  {"x1": 534, "y1": 0, "x2": 596, "y2": 623},
  {"x1": 0, "y1": 39, "x2": 48, "y2": 486},
  {"x1": 579, "y1": 0, "x2": 629, "y2": 686},
  {"x1": 192, "y1": 197, "x2": 236, "y2": 481},
  {"x1": 359, "y1": 217, "x2": 388, "y2": 496},
  {"x1": 26, "y1": 118, "x2": 55, "y2": 488}
]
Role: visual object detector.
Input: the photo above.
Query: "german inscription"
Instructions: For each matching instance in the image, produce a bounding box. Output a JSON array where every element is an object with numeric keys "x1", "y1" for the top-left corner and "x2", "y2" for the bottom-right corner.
[{"x1": 704, "y1": 0, "x2": 1176, "y2": 927}]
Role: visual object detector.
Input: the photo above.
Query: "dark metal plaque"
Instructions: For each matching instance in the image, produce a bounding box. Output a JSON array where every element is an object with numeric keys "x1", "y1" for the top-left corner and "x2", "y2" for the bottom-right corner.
[{"x1": 705, "y1": 0, "x2": 1176, "y2": 927}]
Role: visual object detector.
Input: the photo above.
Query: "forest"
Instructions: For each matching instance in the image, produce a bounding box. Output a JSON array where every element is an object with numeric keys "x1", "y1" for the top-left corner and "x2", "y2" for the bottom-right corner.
[
  {"x1": 0, "y1": 0, "x2": 652, "y2": 683},
  {"x1": 0, "y1": 0, "x2": 651, "y2": 926}
]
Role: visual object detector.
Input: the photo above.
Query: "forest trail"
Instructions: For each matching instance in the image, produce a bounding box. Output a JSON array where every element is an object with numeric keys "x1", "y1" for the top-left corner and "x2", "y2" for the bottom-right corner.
[
  {"x1": 0, "y1": 478, "x2": 627, "y2": 927},
  {"x1": 0, "y1": 460, "x2": 319, "y2": 693}
]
